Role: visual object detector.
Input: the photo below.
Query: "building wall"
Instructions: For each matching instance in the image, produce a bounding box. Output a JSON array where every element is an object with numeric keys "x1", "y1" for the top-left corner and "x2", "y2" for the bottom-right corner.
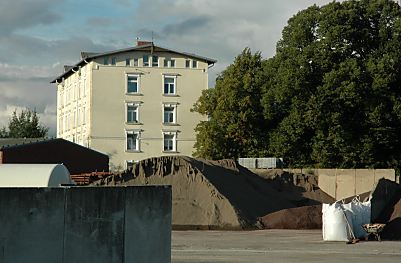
[
  {"x1": 0, "y1": 139, "x2": 108, "y2": 174},
  {"x1": 0, "y1": 186, "x2": 172, "y2": 263},
  {"x1": 57, "y1": 64, "x2": 92, "y2": 146},
  {"x1": 57, "y1": 48, "x2": 210, "y2": 170}
]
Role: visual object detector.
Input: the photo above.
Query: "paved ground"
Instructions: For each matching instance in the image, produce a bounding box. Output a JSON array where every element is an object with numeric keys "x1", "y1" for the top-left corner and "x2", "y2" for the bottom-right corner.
[{"x1": 172, "y1": 230, "x2": 401, "y2": 263}]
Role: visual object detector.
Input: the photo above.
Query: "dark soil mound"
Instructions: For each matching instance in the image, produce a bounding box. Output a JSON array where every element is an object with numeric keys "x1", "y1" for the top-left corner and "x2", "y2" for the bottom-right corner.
[{"x1": 258, "y1": 205, "x2": 322, "y2": 229}]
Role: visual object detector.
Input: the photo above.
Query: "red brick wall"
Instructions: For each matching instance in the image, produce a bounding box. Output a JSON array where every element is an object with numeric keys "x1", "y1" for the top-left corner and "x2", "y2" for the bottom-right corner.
[{"x1": 1, "y1": 139, "x2": 108, "y2": 174}]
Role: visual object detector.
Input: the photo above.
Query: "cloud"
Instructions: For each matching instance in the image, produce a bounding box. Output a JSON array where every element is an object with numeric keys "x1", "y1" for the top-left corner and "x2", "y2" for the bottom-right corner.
[
  {"x1": 86, "y1": 17, "x2": 113, "y2": 28},
  {"x1": 0, "y1": 0, "x2": 62, "y2": 36},
  {"x1": 131, "y1": 0, "x2": 340, "y2": 86}
]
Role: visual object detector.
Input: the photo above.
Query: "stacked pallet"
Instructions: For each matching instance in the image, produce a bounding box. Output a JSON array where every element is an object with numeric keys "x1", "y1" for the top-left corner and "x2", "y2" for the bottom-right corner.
[{"x1": 71, "y1": 172, "x2": 113, "y2": 186}]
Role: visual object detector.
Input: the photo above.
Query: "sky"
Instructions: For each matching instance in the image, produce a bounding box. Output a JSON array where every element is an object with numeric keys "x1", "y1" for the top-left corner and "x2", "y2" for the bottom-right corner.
[{"x1": 0, "y1": 0, "x2": 343, "y2": 136}]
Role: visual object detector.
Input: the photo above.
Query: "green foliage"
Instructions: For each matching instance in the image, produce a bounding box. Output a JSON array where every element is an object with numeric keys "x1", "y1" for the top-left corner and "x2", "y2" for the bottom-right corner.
[
  {"x1": 192, "y1": 48, "x2": 268, "y2": 159},
  {"x1": 0, "y1": 109, "x2": 48, "y2": 138},
  {"x1": 262, "y1": 0, "x2": 401, "y2": 168},
  {"x1": 194, "y1": 0, "x2": 401, "y2": 169}
]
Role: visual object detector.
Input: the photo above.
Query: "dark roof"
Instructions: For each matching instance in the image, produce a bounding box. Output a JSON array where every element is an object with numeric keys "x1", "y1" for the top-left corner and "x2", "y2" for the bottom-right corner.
[
  {"x1": 0, "y1": 138, "x2": 47, "y2": 150},
  {"x1": 0, "y1": 138, "x2": 108, "y2": 157},
  {"x1": 80, "y1": 52, "x2": 100, "y2": 59},
  {"x1": 64, "y1": 65, "x2": 74, "y2": 72},
  {"x1": 51, "y1": 43, "x2": 217, "y2": 83}
]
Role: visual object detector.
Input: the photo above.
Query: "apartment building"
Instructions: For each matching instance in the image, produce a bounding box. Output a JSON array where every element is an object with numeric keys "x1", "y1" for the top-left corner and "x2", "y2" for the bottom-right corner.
[{"x1": 51, "y1": 41, "x2": 216, "y2": 170}]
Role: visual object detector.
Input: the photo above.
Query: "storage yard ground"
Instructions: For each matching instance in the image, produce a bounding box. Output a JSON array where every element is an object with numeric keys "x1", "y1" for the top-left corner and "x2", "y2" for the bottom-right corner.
[{"x1": 172, "y1": 230, "x2": 401, "y2": 263}]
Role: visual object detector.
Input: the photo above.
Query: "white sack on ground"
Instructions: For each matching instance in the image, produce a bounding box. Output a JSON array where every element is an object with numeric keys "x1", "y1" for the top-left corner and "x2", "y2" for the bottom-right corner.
[
  {"x1": 346, "y1": 199, "x2": 371, "y2": 239},
  {"x1": 322, "y1": 202, "x2": 354, "y2": 241}
]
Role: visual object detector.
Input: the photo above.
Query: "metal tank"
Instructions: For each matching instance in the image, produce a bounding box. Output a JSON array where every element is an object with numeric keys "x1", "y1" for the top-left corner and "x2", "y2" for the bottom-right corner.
[{"x1": 0, "y1": 164, "x2": 75, "y2": 187}]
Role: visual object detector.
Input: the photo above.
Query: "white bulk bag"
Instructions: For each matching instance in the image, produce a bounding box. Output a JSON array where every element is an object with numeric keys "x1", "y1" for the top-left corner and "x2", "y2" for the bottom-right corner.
[
  {"x1": 347, "y1": 199, "x2": 371, "y2": 239},
  {"x1": 322, "y1": 202, "x2": 354, "y2": 241}
]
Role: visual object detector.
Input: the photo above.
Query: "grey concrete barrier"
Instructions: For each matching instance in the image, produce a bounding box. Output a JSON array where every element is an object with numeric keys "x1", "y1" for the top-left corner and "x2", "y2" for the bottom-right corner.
[{"x1": 0, "y1": 186, "x2": 171, "y2": 263}]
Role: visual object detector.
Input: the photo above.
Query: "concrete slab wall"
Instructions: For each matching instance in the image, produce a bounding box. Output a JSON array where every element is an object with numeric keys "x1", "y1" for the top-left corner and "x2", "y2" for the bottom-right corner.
[
  {"x1": 317, "y1": 169, "x2": 395, "y2": 200},
  {"x1": 0, "y1": 186, "x2": 171, "y2": 263}
]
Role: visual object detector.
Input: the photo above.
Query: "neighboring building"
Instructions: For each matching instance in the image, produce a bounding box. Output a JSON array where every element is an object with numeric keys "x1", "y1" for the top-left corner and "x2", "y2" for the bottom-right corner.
[
  {"x1": 51, "y1": 41, "x2": 216, "y2": 170},
  {"x1": 0, "y1": 138, "x2": 109, "y2": 174}
]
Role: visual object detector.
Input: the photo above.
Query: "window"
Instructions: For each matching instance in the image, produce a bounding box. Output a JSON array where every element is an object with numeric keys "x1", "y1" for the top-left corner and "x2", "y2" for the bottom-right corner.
[
  {"x1": 143, "y1": 55, "x2": 149, "y2": 66},
  {"x1": 103, "y1": 57, "x2": 109, "y2": 65},
  {"x1": 126, "y1": 58, "x2": 130, "y2": 66},
  {"x1": 126, "y1": 160, "x2": 134, "y2": 171},
  {"x1": 111, "y1": 57, "x2": 116, "y2": 65},
  {"x1": 152, "y1": 56, "x2": 159, "y2": 67},
  {"x1": 163, "y1": 76, "x2": 176, "y2": 95},
  {"x1": 185, "y1": 59, "x2": 190, "y2": 68},
  {"x1": 192, "y1": 60, "x2": 197, "y2": 68},
  {"x1": 163, "y1": 132, "x2": 176, "y2": 152},
  {"x1": 127, "y1": 74, "x2": 139, "y2": 93},
  {"x1": 127, "y1": 104, "x2": 139, "y2": 123},
  {"x1": 126, "y1": 131, "x2": 140, "y2": 151},
  {"x1": 134, "y1": 58, "x2": 138, "y2": 66},
  {"x1": 163, "y1": 106, "x2": 176, "y2": 124},
  {"x1": 164, "y1": 59, "x2": 175, "y2": 68}
]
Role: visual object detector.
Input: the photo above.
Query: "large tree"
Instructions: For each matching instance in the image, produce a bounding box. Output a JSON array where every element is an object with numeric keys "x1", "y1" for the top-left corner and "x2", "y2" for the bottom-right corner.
[
  {"x1": 192, "y1": 48, "x2": 267, "y2": 159},
  {"x1": 0, "y1": 109, "x2": 48, "y2": 138},
  {"x1": 194, "y1": 0, "x2": 401, "y2": 169},
  {"x1": 263, "y1": 0, "x2": 401, "y2": 168}
]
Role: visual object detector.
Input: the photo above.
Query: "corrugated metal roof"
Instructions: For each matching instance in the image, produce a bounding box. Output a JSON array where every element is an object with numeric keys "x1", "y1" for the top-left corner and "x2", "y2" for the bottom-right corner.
[{"x1": 50, "y1": 43, "x2": 217, "y2": 84}]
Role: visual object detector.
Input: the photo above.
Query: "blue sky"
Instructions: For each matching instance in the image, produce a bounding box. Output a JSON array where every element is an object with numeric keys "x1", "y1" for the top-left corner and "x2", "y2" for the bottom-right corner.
[{"x1": 0, "y1": 0, "x2": 345, "y2": 136}]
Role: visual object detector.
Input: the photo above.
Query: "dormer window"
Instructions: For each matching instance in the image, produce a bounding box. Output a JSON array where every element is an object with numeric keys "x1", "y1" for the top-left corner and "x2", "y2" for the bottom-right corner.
[
  {"x1": 164, "y1": 59, "x2": 176, "y2": 68},
  {"x1": 143, "y1": 55, "x2": 149, "y2": 67},
  {"x1": 152, "y1": 56, "x2": 159, "y2": 67}
]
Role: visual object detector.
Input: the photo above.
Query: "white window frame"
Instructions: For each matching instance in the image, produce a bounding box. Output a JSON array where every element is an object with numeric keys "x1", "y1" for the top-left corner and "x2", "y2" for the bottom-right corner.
[
  {"x1": 192, "y1": 60, "x2": 198, "y2": 68},
  {"x1": 162, "y1": 131, "x2": 177, "y2": 152},
  {"x1": 126, "y1": 74, "x2": 140, "y2": 94},
  {"x1": 126, "y1": 102, "x2": 140, "y2": 123},
  {"x1": 162, "y1": 103, "x2": 177, "y2": 124},
  {"x1": 163, "y1": 75, "x2": 177, "y2": 95},
  {"x1": 111, "y1": 57, "x2": 117, "y2": 65},
  {"x1": 133, "y1": 58, "x2": 139, "y2": 66},
  {"x1": 164, "y1": 58, "x2": 176, "y2": 68},
  {"x1": 126, "y1": 58, "x2": 130, "y2": 66},
  {"x1": 143, "y1": 55, "x2": 149, "y2": 67},
  {"x1": 152, "y1": 55, "x2": 159, "y2": 67},
  {"x1": 185, "y1": 59, "x2": 190, "y2": 68},
  {"x1": 126, "y1": 130, "x2": 141, "y2": 151}
]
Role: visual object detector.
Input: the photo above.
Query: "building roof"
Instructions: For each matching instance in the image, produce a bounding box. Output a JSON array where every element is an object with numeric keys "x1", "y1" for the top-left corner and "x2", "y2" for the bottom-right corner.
[
  {"x1": 51, "y1": 42, "x2": 217, "y2": 84},
  {"x1": 0, "y1": 138, "x2": 47, "y2": 150},
  {"x1": 0, "y1": 138, "x2": 108, "y2": 157}
]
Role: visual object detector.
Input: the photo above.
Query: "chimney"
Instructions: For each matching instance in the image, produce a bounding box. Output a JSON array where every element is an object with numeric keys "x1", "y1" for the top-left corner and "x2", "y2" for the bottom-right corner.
[{"x1": 136, "y1": 41, "x2": 153, "y2": 47}]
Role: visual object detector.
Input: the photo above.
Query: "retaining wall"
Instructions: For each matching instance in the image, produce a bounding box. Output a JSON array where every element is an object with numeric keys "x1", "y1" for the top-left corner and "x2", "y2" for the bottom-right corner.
[
  {"x1": 0, "y1": 186, "x2": 171, "y2": 263},
  {"x1": 316, "y1": 169, "x2": 395, "y2": 200}
]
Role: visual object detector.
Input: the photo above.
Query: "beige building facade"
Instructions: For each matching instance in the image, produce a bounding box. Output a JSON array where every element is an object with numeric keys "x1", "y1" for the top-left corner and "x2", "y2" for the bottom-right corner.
[{"x1": 52, "y1": 42, "x2": 216, "y2": 170}]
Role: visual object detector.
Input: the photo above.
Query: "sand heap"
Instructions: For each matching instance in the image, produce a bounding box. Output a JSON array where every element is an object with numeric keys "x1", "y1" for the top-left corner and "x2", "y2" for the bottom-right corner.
[{"x1": 92, "y1": 156, "x2": 334, "y2": 229}]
